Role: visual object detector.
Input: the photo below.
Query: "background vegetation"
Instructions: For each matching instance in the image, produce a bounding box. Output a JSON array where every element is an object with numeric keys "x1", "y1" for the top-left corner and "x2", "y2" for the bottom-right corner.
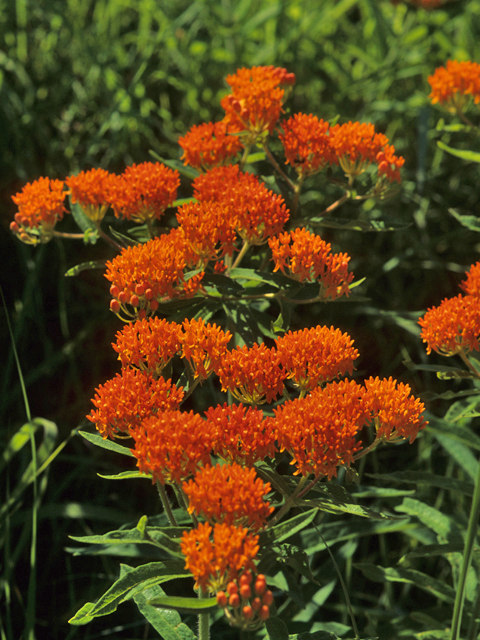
[{"x1": 2, "y1": 0, "x2": 480, "y2": 638}]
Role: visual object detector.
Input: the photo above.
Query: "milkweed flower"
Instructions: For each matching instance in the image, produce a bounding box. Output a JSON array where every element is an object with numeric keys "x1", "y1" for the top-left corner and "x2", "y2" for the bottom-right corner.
[
  {"x1": 275, "y1": 325, "x2": 359, "y2": 392},
  {"x1": 111, "y1": 162, "x2": 180, "y2": 223},
  {"x1": 279, "y1": 113, "x2": 337, "y2": 178},
  {"x1": 428, "y1": 60, "x2": 480, "y2": 114},
  {"x1": 66, "y1": 168, "x2": 118, "y2": 222},
  {"x1": 363, "y1": 377, "x2": 427, "y2": 443},
  {"x1": 418, "y1": 294, "x2": 480, "y2": 356},
  {"x1": 182, "y1": 463, "x2": 274, "y2": 530},
  {"x1": 131, "y1": 410, "x2": 215, "y2": 484},
  {"x1": 268, "y1": 227, "x2": 354, "y2": 300},
  {"x1": 10, "y1": 177, "x2": 67, "y2": 244},
  {"x1": 179, "y1": 121, "x2": 243, "y2": 171},
  {"x1": 216, "y1": 571, "x2": 274, "y2": 630},
  {"x1": 461, "y1": 261, "x2": 480, "y2": 297},
  {"x1": 217, "y1": 343, "x2": 286, "y2": 404},
  {"x1": 106, "y1": 229, "x2": 203, "y2": 320},
  {"x1": 87, "y1": 369, "x2": 184, "y2": 439},
  {"x1": 180, "y1": 522, "x2": 259, "y2": 592},
  {"x1": 221, "y1": 66, "x2": 295, "y2": 144},
  {"x1": 180, "y1": 318, "x2": 232, "y2": 380},
  {"x1": 273, "y1": 379, "x2": 367, "y2": 478},
  {"x1": 112, "y1": 317, "x2": 183, "y2": 376},
  {"x1": 206, "y1": 403, "x2": 277, "y2": 465}
]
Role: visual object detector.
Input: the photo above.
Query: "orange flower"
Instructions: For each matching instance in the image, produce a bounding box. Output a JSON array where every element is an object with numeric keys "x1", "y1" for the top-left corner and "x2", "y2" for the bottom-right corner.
[
  {"x1": 112, "y1": 317, "x2": 183, "y2": 376},
  {"x1": 193, "y1": 166, "x2": 290, "y2": 245},
  {"x1": 106, "y1": 229, "x2": 203, "y2": 320},
  {"x1": 182, "y1": 463, "x2": 274, "y2": 530},
  {"x1": 273, "y1": 379, "x2": 367, "y2": 478},
  {"x1": 221, "y1": 66, "x2": 295, "y2": 143},
  {"x1": 179, "y1": 121, "x2": 243, "y2": 171},
  {"x1": 87, "y1": 369, "x2": 184, "y2": 439},
  {"x1": 268, "y1": 227, "x2": 354, "y2": 299},
  {"x1": 428, "y1": 60, "x2": 480, "y2": 114},
  {"x1": 176, "y1": 200, "x2": 237, "y2": 264},
  {"x1": 461, "y1": 261, "x2": 480, "y2": 297},
  {"x1": 276, "y1": 325, "x2": 359, "y2": 391},
  {"x1": 66, "y1": 168, "x2": 118, "y2": 222},
  {"x1": 217, "y1": 343, "x2": 286, "y2": 404},
  {"x1": 418, "y1": 294, "x2": 480, "y2": 356},
  {"x1": 111, "y1": 162, "x2": 180, "y2": 223},
  {"x1": 279, "y1": 113, "x2": 336, "y2": 178},
  {"x1": 363, "y1": 377, "x2": 427, "y2": 444},
  {"x1": 180, "y1": 522, "x2": 259, "y2": 592},
  {"x1": 329, "y1": 122, "x2": 404, "y2": 183},
  {"x1": 11, "y1": 177, "x2": 67, "y2": 244},
  {"x1": 131, "y1": 410, "x2": 215, "y2": 484},
  {"x1": 180, "y1": 318, "x2": 232, "y2": 380},
  {"x1": 206, "y1": 403, "x2": 277, "y2": 465}
]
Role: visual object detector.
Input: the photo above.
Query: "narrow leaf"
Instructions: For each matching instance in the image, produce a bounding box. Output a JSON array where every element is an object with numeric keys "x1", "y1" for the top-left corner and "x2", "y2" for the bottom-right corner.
[
  {"x1": 146, "y1": 595, "x2": 218, "y2": 614},
  {"x1": 134, "y1": 581, "x2": 197, "y2": 640},
  {"x1": 78, "y1": 430, "x2": 135, "y2": 457},
  {"x1": 437, "y1": 141, "x2": 480, "y2": 163},
  {"x1": 65, "y1": 260, "x2": 106, "y2": 277}
]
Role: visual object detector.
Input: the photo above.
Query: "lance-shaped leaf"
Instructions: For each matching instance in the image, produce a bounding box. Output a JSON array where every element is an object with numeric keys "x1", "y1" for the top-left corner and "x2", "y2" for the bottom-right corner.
[
  {"x1": 78, "y1": 430, "x2": 135, "y2": 457},
  {"x1": 146, "y1": 595, "x2": 218, "y2": 614}
]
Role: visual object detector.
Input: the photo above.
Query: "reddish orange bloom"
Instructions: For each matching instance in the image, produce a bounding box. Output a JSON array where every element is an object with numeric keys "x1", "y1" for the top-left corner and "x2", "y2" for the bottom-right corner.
[
  {"x1": 180, "y1": 522, "x2": 259, "y2": 592},
  {"x1": 418, "y1": 294, "x2": 480, "y2": 356},
  {"x1": 363, "y1": 377, "x2": 427, "y2": 444},
  {"x1": 276, "y1": 325, "x2": 359, "y2": 392},
  {"x1": 182, "y1": 463, "x2": 274, "y2": 530},
  {"x1": 112, "y1": 318, "x2": 183, "y2": 376},
  {"x1": 217, "y1": 343, "x2": 286, "y2": 404},
  {"x1": 11, "y1": 177, "x2": 67, "y2": 244},
  {"x1": 205, "y1": 403, "x2": 277, "y2": 465},
  {"x1": 428, "y1": 61, "x2": 480, "y2": 114},
  {"x1": 221, "y1": 66, "x2": 295, "y2": 143},
  {"x1": 106, "y1": 229, "x2": 203, "y2": 320},
  {"x1": 66, "y1": 168, "x2": 118, "y2": 222},
  {"x1": 268, "y1": 227, "x2": 354, "y2": 299},
  {"x1": 131, "y1": 410, "x2": 215, "y2": 484},
  {"x1": 180, "y1": 318, "x2": 232, "y2": 380},
  {"x1": 279, "y1": 113, "x2": 337, "y2": 178},
  {"x1": 193, "y1": 166, "x2": 290, "y2": 245},
  {"x1": 461, "y1": 262, "x2": 480, "y2": 297},
  {"x1": 176, "y1": 200, "x2": 237, "y2": 264},
  {"x1": 111, "y1": 162, "x2": 180, "y2": 223},
  {"x1": 179, "y1": 121, "x2": 243, "y2": 171},
  {"x1": 329, "y1": 122, "x2": 404, "y2": 183},
  {"x1": 87, "y1": 369, "x2": 184, "y2": 439},
  {"x1": 273, "y1": 379, "x2": 367, "y2": 478}
]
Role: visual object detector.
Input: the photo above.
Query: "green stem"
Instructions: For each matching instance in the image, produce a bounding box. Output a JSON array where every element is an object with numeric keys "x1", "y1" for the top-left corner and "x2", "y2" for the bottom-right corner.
[
  {"x1": 458, "y1": 349, "x2": 480, "y2": 379},
  {"x1": 198, "y1": 588, "x2": 210, "y2": 640},
  {"x1": 94, "y1": 221, "x2": 124, "y2": 251},
  {"x1": 450, "y1": 455, "x2": 480, "y2": 640},
  {"x1": 263, "y1": 144, "x2": 296, "y2": 191},
  {"x1": 268, "y1": 476, "x2": 308, "y2": 527},
  {"x1": 156, "y1": 481, "x2": 178, "y2": 527},
  {"x1": 53, "y1": 230, "x2": 86, "y2": 240},
  {"x1": 230, "y1": 240, "x2": 251, "y2": 271}
]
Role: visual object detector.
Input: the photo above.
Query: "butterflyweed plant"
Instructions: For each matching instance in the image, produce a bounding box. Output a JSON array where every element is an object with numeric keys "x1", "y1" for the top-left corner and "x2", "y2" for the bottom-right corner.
[{"x1": 10, "y1": 62, "x2": 480, "y2": 639}]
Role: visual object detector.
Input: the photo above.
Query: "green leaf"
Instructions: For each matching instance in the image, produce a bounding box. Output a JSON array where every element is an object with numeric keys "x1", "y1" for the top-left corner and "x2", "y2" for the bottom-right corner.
[
  {"x1": 69, "y1": 198, "x2": 95, "y2": 234},
  {"x1": 267, "y1": 509, "x2": 318, "y2": 543},
  {"x1": 367, "y1": 471, "x2": 473, "y2": 497},
  {"x1": 399, "y1": 542, "x2": 472, "y2": 563},
  {"x1": 308, "y1": 216, "x2": 411, "y2": 232},
  {"x1": 149, "y1": 151, "x2": 200, "y2": 180},
  {"x1": 0, "y1": 421, "x2": 38, "y2": 475},
  {"x1": 146, "y1": 595, "x2": 218, "y2": 614},
  {"x1": 395, "y1": 498, "x2": 463, "y2": 544},
  {"x1": 65, "y1": 260, "x2": 106, "y2": 277},
  {"x1": 437, "y1": 140, "x2": 480, "y2": 163},
  {"x1": 98, "y1": 470, "x2": 151, "y2": 480},
  {"x1": 266, "y1": 616, "x2": 289, "y2": 640},
  {"x1": 448, "y1": 208, "x2": 480, "y2": 233},
  {"x1": 289, "y1": 632, "x2": 342, "y2": 640},
  {"x1": 78, "y1": 430, "x2": 135, "y2": 457},
  {"x1": 68, "y1": 560, "x2": 190, "y2": 624},
  {"x1": 273, "y1": 543, "x2": 318, "y2": 583}
]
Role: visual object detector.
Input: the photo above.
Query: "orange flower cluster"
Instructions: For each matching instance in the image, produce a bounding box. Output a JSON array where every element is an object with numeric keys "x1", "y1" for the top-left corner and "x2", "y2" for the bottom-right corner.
[
  {"x1": 106, "y1": 229, "x2": 203, "y2": 320},
  {"x1": 268, "y1": 227, "x2": 354, "y2": 299},
  {"x1": 364, "y1": 376, "x2": 427, "y2": 443},
  {"x1": 193, "y1": 165, "x2": 290, "y2": 245},
  {"x1": 179, "y1": 121, "x2": 243, "y2": 171},
  {"x1": 66, "y1": 168, "x2": 118, "y2": 222},
  {"x1": 182, "y1": 463, "x2": 273, "y2": 530},
  {"x1": 279, "y1": 113, "x2": 337, "y2": 178},
  {"x1": 217, "y1": 343, "x2": 285, "y2": 404},
  {"x1": 428, "y1": 60, "x2": 480, "y2": 113},
  {"x1": 87, "y1": 369, "x2": 184, "y2": 439},
  {"x1": 10, "y1": 177, "x2": 67, "y2": 244},
  {"x1": 221, "y1": 66, "x2": 295, "y2": 143},
  {"x1": 206, "y1": 403, "x2": 277, "y2": 466},
  {"x1": 131, "y1": 410, "x2": 215, "y2": 484},
  {"x1": 180, "y1": 522, "x2": 259, "y2": 592},
  {"x1": 111, "y1": 162, "x2": 179, "y2": 223},
  {"x1": 461, "y1": 261, "x2": 480, "y2": 297},
  {"x1": 276, "y1": 325, "x2": 359, "y2": 391},
  {"x1": 180, "y1": 318, "x2": 232, "y2": 380}
]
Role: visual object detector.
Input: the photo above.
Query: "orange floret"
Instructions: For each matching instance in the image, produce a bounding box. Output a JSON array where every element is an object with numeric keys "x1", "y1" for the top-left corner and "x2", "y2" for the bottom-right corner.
[
  {"x1": 180, "y1": 318, "x2": 232, "y2": 380},
  {"x1": 11, "y1": 177, "x2": 67, "y2": 244},
  {"x1": 428, "y1": 60, "x2": 480, "y2": 114},
  {"x1": 279, "y1": 113, "x2": 336, "y2": 178},
  {"x1": 179, "y1": 120, "x2": 243, "y2": 171},
  {"x1": 66, "y1": 168, "x2": 118, "y2": 222},
  {"x1": 461, "y1": 261, "x2": 480, "y2": 297}
]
